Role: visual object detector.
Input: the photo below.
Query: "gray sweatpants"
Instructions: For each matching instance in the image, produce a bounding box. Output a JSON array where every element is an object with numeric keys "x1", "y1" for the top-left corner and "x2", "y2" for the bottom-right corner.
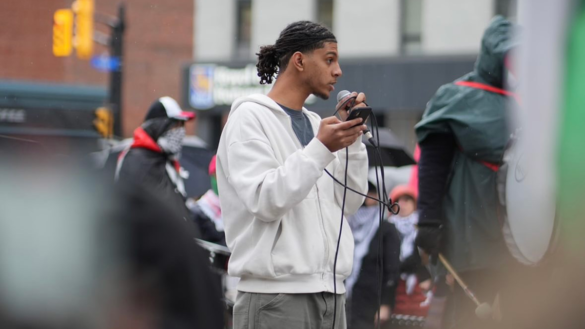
[{"x1": 233, "y1": 292, "x2": 347, "y2": 329}]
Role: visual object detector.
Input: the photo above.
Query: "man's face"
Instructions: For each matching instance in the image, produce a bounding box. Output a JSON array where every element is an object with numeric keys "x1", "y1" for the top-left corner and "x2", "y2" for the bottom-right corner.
[{"x1": 303, "y1": 42, "x2": 342, "y2": 100}]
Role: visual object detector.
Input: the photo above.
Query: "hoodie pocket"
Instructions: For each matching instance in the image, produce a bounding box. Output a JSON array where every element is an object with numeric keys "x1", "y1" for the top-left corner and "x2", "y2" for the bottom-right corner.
[
  {"x1": 337, "y1": 217, "x2": 355, "y2": 277},
  {"x1": 271, "y1": 199, "x2": 325, "y2": 276}
]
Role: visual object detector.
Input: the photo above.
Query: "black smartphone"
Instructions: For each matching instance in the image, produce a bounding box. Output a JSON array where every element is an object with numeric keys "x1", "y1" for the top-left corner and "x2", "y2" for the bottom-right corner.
[{"x1": 346, "y1": 107, "x2": 372, "y2": 126}]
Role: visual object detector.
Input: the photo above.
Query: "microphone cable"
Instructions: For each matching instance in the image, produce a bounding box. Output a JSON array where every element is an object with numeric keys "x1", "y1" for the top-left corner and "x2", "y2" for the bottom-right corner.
[
  {"x1": 323, "y1": 171, "x2": 398, "y2": 213},
  {"x1": 372, "y1": 113, "x2": 390, "y2": 329},
  {"x1": 331, "y1": 146, "x2": 348, "y2": 329},
  {"x1": 327, "y1": 102, "x2": 399, "y2": 329}
]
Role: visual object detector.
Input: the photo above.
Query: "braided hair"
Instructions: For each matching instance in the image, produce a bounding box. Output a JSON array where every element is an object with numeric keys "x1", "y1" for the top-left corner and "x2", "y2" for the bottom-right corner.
[{"x1": 256, "y1": 21, "x2": 337, "y2": 85}]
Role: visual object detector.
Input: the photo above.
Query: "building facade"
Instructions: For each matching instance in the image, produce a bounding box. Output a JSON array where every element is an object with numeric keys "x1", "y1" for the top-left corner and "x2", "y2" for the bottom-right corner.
[
  {"x1": 0, "y1": 0, "x2": 194, "y2": 149},
  {"x1": 188, "y1": 0, "x2": 517, "y2": 150}
]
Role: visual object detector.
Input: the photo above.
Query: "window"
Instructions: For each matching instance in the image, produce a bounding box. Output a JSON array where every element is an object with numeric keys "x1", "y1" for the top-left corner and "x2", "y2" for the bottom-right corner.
[
  {"x1": 495, "y1": 0, "x2": 517, "y2": 20},
  {"x1": 235, "y1": 0, "x2": 252, "y2": 59},
  {"x1": 401, "y1": 0, "x2": 423, "y2": 54},
  {"x1": 317, "y1": 0, "x2": 333, "y2": 30}
]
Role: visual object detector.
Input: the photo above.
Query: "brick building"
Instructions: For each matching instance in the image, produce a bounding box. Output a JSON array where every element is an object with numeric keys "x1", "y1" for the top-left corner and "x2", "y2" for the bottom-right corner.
[{"x1": 0, "y1": 0, "x2": 195, "y2": 139}]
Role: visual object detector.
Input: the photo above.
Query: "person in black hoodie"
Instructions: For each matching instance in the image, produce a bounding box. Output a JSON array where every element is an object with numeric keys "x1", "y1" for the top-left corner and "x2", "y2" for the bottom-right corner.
[
  {"x1": 116, "y1": 96, "x2": 197, "y2": 231},
  {"x1": 346, "y1": 182, "x2": 401, "y2": 329}
]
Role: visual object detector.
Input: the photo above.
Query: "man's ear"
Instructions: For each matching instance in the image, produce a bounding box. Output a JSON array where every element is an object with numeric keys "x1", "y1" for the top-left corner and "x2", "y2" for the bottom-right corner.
[{"x1": 290, "y1": 52, "x2": 305, "y2": 72}]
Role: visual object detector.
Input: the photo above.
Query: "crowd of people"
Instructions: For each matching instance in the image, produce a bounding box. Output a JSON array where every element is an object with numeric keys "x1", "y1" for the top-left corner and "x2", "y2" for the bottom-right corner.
[
  {"x1": 112, "y1": 14, "x2": 552, "y2": 329},
  {"x1": 113, "y1": 15, "x2": 535, "y2": 329}
]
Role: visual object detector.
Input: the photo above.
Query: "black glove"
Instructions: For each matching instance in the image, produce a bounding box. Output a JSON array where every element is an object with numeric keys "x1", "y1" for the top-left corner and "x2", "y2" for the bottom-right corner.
[{"x1": 415, "y1": 224, "x2": 443, "y2": 265}]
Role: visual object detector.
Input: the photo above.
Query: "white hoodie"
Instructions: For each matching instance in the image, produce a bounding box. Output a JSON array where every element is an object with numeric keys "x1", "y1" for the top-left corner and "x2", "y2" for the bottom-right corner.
[{"x1": 217, "y1": 94, "x2": 369, "y2": 294}]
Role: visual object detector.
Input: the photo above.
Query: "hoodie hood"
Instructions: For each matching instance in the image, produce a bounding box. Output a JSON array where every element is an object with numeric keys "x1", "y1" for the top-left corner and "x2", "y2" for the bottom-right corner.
[
  {"x1": 141, "y1": 117, "x2": 176, "y2": 141},
  {"x1": 128, "y1": 126, "x2": 182, "y2": 171},
  {"x1": 131, "y1": 127, "x2": 162, "y2": 153},
  {"x1": 230, "y1": 94, "x2": 282, "y2": 114},
  {"x1": 474, "y1": 16, "x2": 519, "y2": 88}
]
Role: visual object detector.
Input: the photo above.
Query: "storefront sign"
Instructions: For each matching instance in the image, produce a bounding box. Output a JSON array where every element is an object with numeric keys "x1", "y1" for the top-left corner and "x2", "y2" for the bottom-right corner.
[
  {"x1": 0, "y1": 108, "x2": 26, "y2": 123},
  {"x1": 189, "y1": 64, "x2": 265, "y2": 110},
  {"x1": 189, "y1": 64, "x2": 315, "y2": 110}
]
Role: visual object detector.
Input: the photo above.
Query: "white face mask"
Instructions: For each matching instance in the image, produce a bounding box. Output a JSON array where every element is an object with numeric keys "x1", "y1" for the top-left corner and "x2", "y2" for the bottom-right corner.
[{"x1": 158, "y1": 126, "x2": 185, "y2": 155}]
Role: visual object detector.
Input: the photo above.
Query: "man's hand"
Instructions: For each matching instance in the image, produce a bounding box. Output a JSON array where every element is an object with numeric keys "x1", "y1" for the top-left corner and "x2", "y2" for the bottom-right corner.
[
  {"x1": 316, "y1": 116, "x2": 366, "y2": 152},
  {"x1": 337, "y1": 92, "x2": 367, "y2": 121},
  {"x1": 374, "y1": 305, "x2": 391, "y2": 326}
]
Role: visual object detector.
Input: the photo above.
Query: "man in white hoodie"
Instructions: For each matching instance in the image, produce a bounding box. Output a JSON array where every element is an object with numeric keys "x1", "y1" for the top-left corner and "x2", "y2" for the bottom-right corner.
[{"x1": 217, "y1": 21, "x2": 369, "y2": 329}]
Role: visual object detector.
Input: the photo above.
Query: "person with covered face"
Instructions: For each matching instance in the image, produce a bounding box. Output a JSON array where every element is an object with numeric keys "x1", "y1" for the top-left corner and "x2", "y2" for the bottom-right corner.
[
  {"x1": 116, "y1": 96, "x2": 197, "y2": 234},
  {"x1": 414, "y1": 16, "x2": 523, "y2": 328}
]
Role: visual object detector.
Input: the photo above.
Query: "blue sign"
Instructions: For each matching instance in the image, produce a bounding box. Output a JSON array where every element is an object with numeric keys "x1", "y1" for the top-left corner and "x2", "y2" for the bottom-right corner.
[
  {"x1": 91, "y1": 56, "x2": 121, "y2": 72},
  {"x1": 189, "y1": 65, "x2": 215, "y2": 110}
]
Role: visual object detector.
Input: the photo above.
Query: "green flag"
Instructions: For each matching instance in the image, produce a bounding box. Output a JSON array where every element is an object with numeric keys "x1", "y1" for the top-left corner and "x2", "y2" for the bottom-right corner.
[{"x1": 559, "y1": 1, "x2": 585, "y2": 252}]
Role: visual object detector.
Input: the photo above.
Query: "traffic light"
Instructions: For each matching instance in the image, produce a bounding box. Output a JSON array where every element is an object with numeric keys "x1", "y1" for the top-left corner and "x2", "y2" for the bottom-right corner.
[
  {"x1": 73, "y1": 0, "x2": 94, "y2": 59},
  {"x1": 94, "y1": 107, "x2": 113, "y2": 138},
  {"x1": 53, "y1": 9, "x2": 73, "y2": 57}
]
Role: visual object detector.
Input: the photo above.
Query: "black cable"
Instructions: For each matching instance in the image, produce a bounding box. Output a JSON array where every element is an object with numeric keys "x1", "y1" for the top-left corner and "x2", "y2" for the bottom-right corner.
[
  {"x1": 331, "y1": 147, "x2": 349, "y2": 329},
  {"x1": 372, "y1": 114, "x2": 391, "y2": 213},
  {"x1": 323, "y1": 170, "x2": 399, "y2": 213},
  {"x1": 372, "y1": 144, "x2": 384, "y2": 329},
  {"x1": 336, "y1": 97, "x2": 391, "y2": 209},
  {"x1": 371, "y1": 116, "x2": 388, "y2": 329},
  {"x1": 331, "y1": 100, "x2": 372, "y2": 329},
  {"x1": 328, "y1": 99, "x2": 400, "y2": 329}
]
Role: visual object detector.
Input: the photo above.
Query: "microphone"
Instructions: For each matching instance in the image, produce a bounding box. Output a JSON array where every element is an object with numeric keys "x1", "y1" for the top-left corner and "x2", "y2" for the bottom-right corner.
[
  {"x1": 336, "y1": 90, "x2": 357, "y2": 112},
  {"x1": 336, "y1": 90, "x2": 376, "y2": 146}
]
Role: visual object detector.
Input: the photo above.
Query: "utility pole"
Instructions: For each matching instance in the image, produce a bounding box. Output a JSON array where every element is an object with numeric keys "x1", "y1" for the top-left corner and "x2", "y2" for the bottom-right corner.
[
  {"x1": 53, "y1": 1, "x2": 127, "y2": 139},
  {"x1": 108, "y1": 3, "x2": 125, "y2": 137}
]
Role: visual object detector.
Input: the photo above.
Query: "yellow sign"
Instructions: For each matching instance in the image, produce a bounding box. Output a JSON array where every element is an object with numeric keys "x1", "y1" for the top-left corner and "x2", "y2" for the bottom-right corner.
[
  {"x1": 53, "y1": 9, "x2": 73, "y2": 57},
  {"x1": 94, "y1": 107, "x2": 113, "y2": 138},
  {"x1": 73, "y1": 0, "x2": 94, "y2": 59}
]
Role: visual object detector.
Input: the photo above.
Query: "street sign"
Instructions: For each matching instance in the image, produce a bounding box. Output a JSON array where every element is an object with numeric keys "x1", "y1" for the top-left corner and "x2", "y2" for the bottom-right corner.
[
  {"x1": 90, "y1": 55, "x2": 121, "y2": 72},
  {"x1": 53, "y1": 9, "x2": 73, "y2": 57}
]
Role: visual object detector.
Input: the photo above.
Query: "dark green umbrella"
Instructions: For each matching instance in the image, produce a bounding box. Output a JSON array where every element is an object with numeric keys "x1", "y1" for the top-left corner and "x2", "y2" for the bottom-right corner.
[{"x1": 363, "y1": 127, "x2": 416, "y2": 167}]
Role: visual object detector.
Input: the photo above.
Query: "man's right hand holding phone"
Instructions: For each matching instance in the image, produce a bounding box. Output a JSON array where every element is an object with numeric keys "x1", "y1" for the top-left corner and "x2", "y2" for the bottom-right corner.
[{"x1": 317, "y1": 117, "x2": 365, "y2": 152}]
